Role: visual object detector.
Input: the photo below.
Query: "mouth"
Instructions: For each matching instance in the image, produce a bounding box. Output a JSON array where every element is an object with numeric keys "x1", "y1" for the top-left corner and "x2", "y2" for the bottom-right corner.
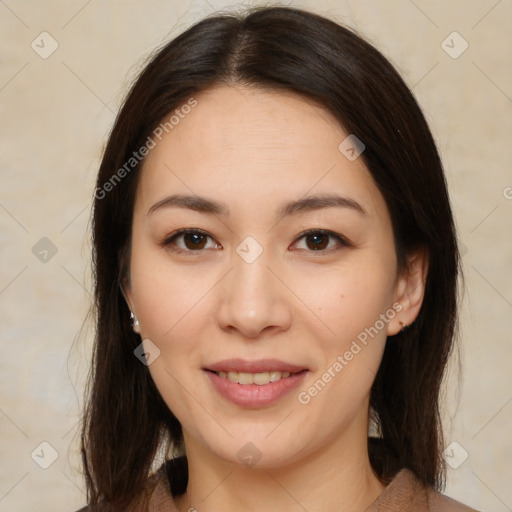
[{"x1": 203, "y1": 359, "x2": 309, "y2": 408}]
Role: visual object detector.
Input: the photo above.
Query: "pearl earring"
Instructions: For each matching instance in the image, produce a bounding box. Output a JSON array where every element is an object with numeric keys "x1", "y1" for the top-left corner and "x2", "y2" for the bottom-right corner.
[{"x1": 130, "y1": 311, "x2": 140, "y2": 333}]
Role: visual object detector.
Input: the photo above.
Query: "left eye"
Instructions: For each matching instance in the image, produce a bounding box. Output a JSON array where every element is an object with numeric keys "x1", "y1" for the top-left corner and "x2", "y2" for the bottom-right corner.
[{"x1": 292, "y1": 230, "x2": 349, "y2": 251}]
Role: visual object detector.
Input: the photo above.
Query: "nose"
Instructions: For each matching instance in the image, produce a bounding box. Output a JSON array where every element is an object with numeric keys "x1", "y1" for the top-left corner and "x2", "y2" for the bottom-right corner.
[{"x1": 215, "y1": 249, "x2": 293, "y2": 339}]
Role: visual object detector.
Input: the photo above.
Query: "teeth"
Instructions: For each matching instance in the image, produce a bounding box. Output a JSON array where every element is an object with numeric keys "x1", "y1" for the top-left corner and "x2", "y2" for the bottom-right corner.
[
  {"x1": 253, "y1": 372, "x2": 270, "y2": 385},
  {"x1": 238, "y1": 372, "x2": 255, "y2": 385},
  {"x1": 269, "y1": 371, "x2": 281, "y2": 382},
  {"x1": 216, "y1": 370, "x2": 293, "y2": 385}
]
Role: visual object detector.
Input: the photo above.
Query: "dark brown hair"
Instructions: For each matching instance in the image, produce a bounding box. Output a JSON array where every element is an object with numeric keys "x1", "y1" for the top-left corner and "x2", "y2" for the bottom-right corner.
[{"x1": 83, "y1": 5, "x2": 461, "y2": 509}]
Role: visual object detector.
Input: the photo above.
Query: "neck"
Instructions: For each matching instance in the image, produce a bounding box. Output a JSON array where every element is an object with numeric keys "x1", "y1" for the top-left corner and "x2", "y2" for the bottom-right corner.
[{"x1": 174, "y1": 420, "x2": 385, "y2": 512}]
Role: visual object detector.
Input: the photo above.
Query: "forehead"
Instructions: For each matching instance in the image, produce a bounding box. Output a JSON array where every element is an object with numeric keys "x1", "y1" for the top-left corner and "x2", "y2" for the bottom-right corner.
[
  {"x1": 137, "y1": 85, "x2": 386, "y2": 219},
  {"x1": 149, "y1": 85, "x2": 345, "y2": 169}
]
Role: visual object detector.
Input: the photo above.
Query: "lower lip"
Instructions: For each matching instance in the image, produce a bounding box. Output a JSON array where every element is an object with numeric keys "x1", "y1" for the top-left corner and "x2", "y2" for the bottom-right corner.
[{"x1": 205, "y1": 370, "x2": 308, "y2": 408}]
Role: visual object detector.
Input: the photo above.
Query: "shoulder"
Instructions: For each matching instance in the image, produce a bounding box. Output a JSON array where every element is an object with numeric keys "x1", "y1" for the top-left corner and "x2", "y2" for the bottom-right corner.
[
  {"x1": 367, "y1": 468, "x2": 481, "y2": 512},
  {"x1": 427, "y1": 488, "x2": 481, "y2": 512}
]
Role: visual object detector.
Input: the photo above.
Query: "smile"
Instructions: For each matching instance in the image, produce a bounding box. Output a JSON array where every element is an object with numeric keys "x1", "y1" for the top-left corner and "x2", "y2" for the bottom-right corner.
[{"x1": 204, "y1": 367, "x2": 308, "y2": 408}]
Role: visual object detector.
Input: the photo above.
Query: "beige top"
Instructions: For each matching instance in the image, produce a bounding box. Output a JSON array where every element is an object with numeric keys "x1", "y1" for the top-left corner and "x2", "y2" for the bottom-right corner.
[{"x1": 144, "y1": 467, "x2": 480, "y2": 512}]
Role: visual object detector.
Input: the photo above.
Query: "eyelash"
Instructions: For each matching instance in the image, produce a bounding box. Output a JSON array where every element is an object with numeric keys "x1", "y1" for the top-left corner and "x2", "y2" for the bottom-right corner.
[{"x1": 160, "y1": 228, "x2": 352, "y2": 254}]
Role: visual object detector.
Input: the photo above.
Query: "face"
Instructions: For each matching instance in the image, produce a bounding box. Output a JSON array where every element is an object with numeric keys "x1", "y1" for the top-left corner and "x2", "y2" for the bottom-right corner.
[{"x1": 125, "y1": 85, "x2": 419, "y2": 469}]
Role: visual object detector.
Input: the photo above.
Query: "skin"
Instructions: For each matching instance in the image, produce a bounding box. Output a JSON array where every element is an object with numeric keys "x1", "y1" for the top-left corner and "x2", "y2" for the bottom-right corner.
[{"x1": 125, "y1": 85, "x2": 427, "y2": 512}]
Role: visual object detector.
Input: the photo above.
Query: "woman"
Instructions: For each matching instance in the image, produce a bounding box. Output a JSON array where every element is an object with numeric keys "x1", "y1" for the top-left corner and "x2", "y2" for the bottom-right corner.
[{"x1": 79, "y1": 6, "x2": 479, "y2": 511}]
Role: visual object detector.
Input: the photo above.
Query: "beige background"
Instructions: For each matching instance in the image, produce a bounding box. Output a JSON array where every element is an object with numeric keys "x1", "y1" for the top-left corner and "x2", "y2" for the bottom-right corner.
[{"x1": 0, "y1": 0, "x2": 511, "y2": 510}]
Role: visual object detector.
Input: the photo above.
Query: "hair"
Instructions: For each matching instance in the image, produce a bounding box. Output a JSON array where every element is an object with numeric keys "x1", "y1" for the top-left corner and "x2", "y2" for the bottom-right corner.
[{"x1": 83, "y1": 5, "x2": 461, "y2": 509}]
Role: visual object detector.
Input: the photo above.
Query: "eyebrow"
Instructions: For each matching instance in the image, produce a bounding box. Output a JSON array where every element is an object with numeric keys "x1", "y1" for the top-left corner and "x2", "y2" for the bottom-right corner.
[{"x1": 147, "y1": 193, "x2": 366, "y2": 217}]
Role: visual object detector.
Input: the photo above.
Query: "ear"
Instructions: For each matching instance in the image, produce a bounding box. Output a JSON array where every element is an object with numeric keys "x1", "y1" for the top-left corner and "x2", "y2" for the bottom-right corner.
[{"x1": 387, "y1": 247, "x2": 429, "y2": 336}]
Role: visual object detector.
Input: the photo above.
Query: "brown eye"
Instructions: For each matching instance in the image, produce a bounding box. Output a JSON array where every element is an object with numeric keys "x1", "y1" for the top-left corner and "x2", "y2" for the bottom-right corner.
[
  {"x1": 292, "y1": 229, "x2": 351, "y2": 252},
  {"x1": 182, "y1": 232, "x2": 208, "y2": 250},
  {"x1": 305, "y1": 233, "x2": 330, "y2": 250},
  {"x1": 162, "y1": 229, "x2": 220, "y2": 252}
]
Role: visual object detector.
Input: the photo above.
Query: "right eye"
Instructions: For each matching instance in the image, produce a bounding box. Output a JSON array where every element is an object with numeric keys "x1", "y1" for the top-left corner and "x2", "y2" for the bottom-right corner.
[{"x1": 161, "y1": 229, "x2": 221, "y2": 252}]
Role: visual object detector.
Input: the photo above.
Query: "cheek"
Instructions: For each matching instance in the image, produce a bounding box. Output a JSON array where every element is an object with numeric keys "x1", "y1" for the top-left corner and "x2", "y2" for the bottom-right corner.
[
  {"x1": 129, "y1": 252, "x2": 213, "y2": 420},
  {"x1": 287, "y1": 259, "x2": 396, "y2": 348},
  {"x1": 129, "y1": 247, "x2": 218, "y2": 340},
  {"x1": 294, "y1": 267, "x2": 393, "y2": 417}
]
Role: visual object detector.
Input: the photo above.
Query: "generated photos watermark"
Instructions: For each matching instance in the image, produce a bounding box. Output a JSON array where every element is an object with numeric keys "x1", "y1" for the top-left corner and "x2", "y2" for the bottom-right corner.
[
  {"x1": 297, "y1": 301, "x2": 403, "y2": 405},
  {"x1": 94, "y1": 97, "x2": 198, "y2": 200}
]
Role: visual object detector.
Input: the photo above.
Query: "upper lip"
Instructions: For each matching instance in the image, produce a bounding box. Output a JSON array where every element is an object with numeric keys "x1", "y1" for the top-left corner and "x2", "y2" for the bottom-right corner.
[{"x1": 205, "y1": 358, "x2": 307, "y2": 374}]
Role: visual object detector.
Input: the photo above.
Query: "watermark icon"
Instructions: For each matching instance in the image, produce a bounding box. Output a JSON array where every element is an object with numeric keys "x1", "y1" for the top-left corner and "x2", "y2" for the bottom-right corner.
[
  {"x1": 134, "y1": 339, "x2": 161, "y2": 366},
  {"x1": 503, "y1": 186, "x2": 512, "y2": 200},
  {"x1": 94, "y1": 97, "x2": 198, "y2": 200},
  {"x1": 31, "y1": 441, "x2": 59, "y2": 469},
  {"x1": 31, "y1": 32, "x2": 59, "y2": 59},
  {"x1": 441, "y1": 32, "x2": 469, "y2": 59},
  {"x1": 298, "y1": 302, "x2": 403, "y2": 405},
  {"x1": 442, "y1": 441, "x2": 469, "y2": 469},
  {"x1": 237, "y1": 442, "x2": 262, "y2": 468},
  {"x1": 32, "y1": 237, "x2": 58, "y2": 263},
  {"x1": 236, "y1": 236, "x2": 263, "y2": 264},
  {"x1": 338, "y1": 134, "x2": 365, "y2": 161},
  {"x1": 459, "y1": 240, "x2": 468, "y2": 257}
]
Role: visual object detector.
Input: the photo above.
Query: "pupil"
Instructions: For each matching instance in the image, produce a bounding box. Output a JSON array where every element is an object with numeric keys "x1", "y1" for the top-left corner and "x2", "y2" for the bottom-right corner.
[{"x1": 307, "y1": 234, "x2": 328, "y2": 250}]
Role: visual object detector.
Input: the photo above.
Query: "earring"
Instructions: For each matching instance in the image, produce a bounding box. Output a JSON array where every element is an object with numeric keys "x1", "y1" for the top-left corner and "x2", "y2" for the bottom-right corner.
[
  {"x1": 130, "y1": 311, "x2": 140, "y2": 334},
  {"x1": 399, "y1": 321, "x2": 407, "y2": 333}
]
